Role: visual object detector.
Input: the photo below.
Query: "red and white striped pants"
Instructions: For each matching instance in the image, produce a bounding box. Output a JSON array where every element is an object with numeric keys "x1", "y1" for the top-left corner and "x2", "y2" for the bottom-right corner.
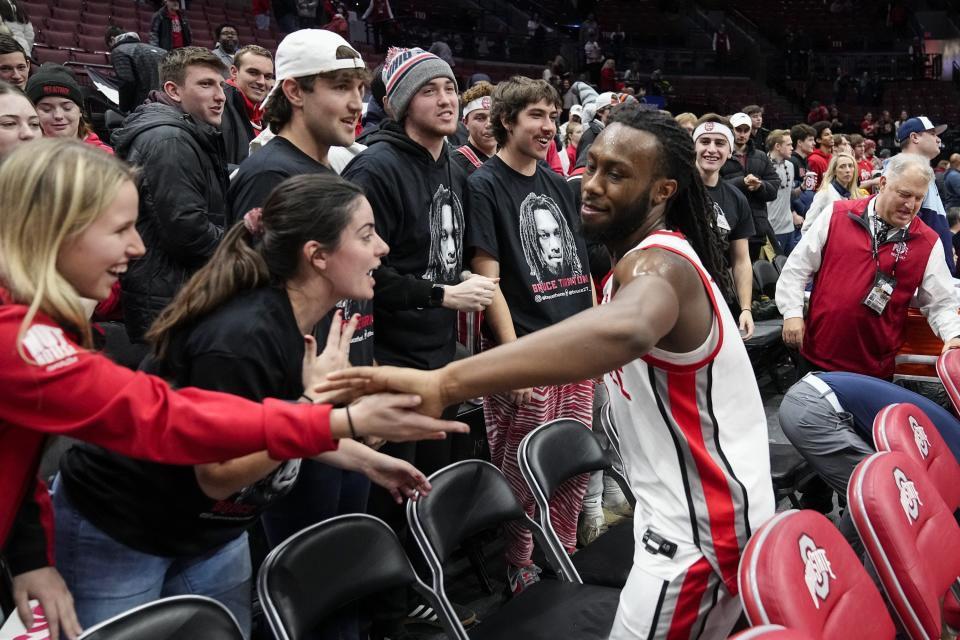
[{"x1": 483, "y1": 379, "x2": 595, "y2": 568}]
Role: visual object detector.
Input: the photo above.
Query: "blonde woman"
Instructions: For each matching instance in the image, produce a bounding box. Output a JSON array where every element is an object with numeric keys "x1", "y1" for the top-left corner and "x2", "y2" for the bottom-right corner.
[
  {"x1": 0, "y1": 139, "x2": 464, "y2": 639},
  {"x1": 801, "y1": 152, "x2": 860, "y2": 233}
]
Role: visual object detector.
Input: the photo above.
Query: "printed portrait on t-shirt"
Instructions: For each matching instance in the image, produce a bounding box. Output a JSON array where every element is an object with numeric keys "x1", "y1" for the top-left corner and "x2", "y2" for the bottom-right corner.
[
  {"x1": 519, "y1": 192, "x2": 583, "y2": 281},
  {"x1": 423, "y1": 184, "x2": 464, "y2": 282},
  {"x1": 234, "y1": 459, "x2": 301, "y2": 507}
]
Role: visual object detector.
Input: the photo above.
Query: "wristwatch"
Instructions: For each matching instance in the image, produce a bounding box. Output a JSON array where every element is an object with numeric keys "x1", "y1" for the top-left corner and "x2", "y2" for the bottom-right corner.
[{"x1": 429, "y1": 284, "x2": 445, "y2": 308}]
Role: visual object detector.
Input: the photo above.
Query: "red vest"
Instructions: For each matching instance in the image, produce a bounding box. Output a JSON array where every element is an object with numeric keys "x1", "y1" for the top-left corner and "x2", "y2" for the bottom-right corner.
[{"x1": 803, "y1": 197, "x2": 939, "y2": 378}]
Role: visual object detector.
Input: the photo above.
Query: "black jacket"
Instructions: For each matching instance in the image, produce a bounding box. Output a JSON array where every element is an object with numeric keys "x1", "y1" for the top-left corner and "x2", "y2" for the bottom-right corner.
[
  {"x1": 112, "y1": 99, "x2": 229, "y2": 341},
  {"x1": 341, "y1": 121, "x2": 466, "y2": 369},
  {"x1": 220, "y1": 83, "x2": 255, "y2": 167},
  {"x1": 109, "y1": 33, "x2": 166, "y2": 113},
  {"x1": 720, "y1": 140, "x2": 780, "y2": 227},
  {"x1": 149, "y1": 8, "x2": 192, "y2": 51}
]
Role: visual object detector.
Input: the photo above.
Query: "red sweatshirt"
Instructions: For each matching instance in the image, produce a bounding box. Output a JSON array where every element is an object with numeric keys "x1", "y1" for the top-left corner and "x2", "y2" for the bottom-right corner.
[
  {"x1": 0, "y1": 288, "x2": 337, "y2": 549},
  {"x1": 806, "y1": 148, "x2": 831, "y2": 190}
]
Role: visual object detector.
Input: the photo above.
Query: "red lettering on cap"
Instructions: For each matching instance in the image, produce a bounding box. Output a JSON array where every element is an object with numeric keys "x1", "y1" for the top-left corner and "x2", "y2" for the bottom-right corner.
[{"x1": 43, "y1": 86, "x2": 70, "y2": 96}]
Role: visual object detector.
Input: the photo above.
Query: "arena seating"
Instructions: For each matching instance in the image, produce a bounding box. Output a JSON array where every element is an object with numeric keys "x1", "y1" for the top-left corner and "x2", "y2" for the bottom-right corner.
[
  {"x1": 716, "y1": 0, "x2": 888, "y2": 49},
  {"x1": 75, "y1": 595, "x2": 244, "y2": 640},
  {"x1": 517, "y1": 418, "x2": 633, "y2": 589},
  {"x1": 872, "y1": 403, "x2": 960, "y2": 510},
  {"x1": 788, "y1": 79, "x2": 960, "y2": 129},
  {"x1": 257, "y1": 514, "x2": 457, "y2": 639},
  {"x1": 738, "y1": 509, "x2": 896, "y2": 639},
  {"x1": 848, "y1": 452, "x2": 960, "y2": 640}
]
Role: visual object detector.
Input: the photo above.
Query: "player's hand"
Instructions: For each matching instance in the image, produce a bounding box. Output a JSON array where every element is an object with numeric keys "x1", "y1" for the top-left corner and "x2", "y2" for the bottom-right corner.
[
  {"x1": 13, "y1": 567, "x2": 82, "y2": 640},
  {"x1": 744, "y1": 174, "x2": 761, "y2": 191},
  {"x1": 739, "y1": 309, "x2": 755, "y2": 340},
  {"x1": 345, "y1": 392, "x2": 467, "y2": 440},
  {"x1": 442, "y1": 275, "x2": 499, "y2": 312},
  {"x1": 783, "y1": 317, "x2": 805, "y2": 349},
  {"x1": 325, "y1": 366, "x2": 451, "y2": 417}
]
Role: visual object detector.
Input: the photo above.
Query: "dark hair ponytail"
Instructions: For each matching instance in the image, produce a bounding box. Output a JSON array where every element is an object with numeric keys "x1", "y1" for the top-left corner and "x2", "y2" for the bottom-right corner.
[{"x1": 147, "y1": 173, "x2": 365, "y2": 361}]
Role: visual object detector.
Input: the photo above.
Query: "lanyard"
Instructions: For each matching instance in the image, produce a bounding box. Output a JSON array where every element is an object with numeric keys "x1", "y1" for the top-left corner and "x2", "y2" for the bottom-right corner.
[{"x1": 871, "y1": 213, "x2": 905, "y2": 277}]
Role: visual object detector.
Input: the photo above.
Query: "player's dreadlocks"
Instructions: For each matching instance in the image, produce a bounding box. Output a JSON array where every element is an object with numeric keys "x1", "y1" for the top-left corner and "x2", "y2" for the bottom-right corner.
[{"x1": 606, "y1": 103, "x2": 734, "y2": 298}]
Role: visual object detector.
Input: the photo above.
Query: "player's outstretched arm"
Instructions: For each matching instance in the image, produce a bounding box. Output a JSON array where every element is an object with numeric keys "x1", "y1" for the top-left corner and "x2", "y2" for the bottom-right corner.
[{"x1": 327, "y1": 248, "x2": 686, "y2": 416}]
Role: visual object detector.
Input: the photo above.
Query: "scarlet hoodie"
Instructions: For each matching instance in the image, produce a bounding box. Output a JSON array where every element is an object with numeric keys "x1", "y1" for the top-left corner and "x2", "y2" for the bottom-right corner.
[
  {"x1": 0, "y1": 288, "x2": 337, "y2": 567},
  {"x1": 806, "y1": 148, "x2": 832, "y2": 190}
]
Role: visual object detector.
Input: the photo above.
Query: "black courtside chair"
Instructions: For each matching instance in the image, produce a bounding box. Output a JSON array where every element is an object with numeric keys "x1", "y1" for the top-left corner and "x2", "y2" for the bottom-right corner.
[
  {"x1": 517, "y1": 418, "x2": 634, "y2": 589},
  {"x1": 257, "y1": 513, "x2": 456, "y2": 640},
  {"x1": 77, "y1": 595, "x2": 243, "y2": 640},
  {"x1": 407, "y1": 460, "x2": 621, "y2": 640}
]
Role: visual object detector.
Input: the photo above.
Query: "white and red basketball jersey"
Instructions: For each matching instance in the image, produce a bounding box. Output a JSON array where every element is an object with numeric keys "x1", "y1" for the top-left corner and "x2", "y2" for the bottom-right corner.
[{"x1": 603, "y1": 230, "x2": 774, "y2": 593}]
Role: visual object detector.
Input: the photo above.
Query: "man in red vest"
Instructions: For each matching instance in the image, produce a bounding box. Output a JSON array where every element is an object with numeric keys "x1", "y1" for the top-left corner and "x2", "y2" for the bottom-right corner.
[{"x1": 776, "y1": 152, "x2": 960, "y2": 379}]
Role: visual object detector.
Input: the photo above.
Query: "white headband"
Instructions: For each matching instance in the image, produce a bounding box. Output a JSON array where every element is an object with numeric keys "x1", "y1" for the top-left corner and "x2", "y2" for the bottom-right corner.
[
  {"x1": 693, "y1": 121, "x2": 734, "y2": 149},
  {"x1": 462, "y1": 95, "x2": 491, "y2": 119}
]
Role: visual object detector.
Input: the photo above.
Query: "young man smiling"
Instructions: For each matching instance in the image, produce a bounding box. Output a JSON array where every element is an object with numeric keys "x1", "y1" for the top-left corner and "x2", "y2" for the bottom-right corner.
[
  {"x1": 229, "y1": 30, "x2": 364, "y2": 222},
  {"x1": 694, "y1": 114, "x2": 756, "y2": 338},
  {"x1": 326, "y1": 104, "x2": 776, "y2": 640},
  {"x1": 113, "y1": 46, "x2": 229, "y2": 343},
  {"x1": 220, "y1": 44, "x2": 274, "y2": 165},
  {"x1": 467, "y1": 76, "x2": 594, "y2": 594}
]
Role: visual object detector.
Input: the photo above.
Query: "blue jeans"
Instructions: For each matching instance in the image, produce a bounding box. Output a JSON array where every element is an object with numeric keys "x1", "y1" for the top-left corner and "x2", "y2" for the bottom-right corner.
[
  {"x1": 52, "y1": 478, "x2": 252, "y2": 638},
  {"x1": 260, "y1": 461, "x2": 370, "y2": 640}
]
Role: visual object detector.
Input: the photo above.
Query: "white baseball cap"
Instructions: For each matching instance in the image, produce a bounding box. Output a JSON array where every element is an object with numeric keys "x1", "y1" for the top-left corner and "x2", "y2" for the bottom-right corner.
[
  {"x1": 262, "y1": 29, "x2": 366, "y2": 111},
  {"x1": 730, "y1": 112, "x2": 752, "y2": 130},
  {"x1": 569, "y1": 104, "x2": 583, "y2": 118}
]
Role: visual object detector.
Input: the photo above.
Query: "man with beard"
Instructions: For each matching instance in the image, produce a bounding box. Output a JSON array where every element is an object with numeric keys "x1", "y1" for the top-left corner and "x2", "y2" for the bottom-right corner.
[
  {"x1": 466, "y1": 76, "x2": 594, "y2": 594},
  {"x1": 211, "y1": 23, "x2": 239, "y2": 73},
  {"x1": 326, "y1": 104, "x2": 776, "y2": 640}
]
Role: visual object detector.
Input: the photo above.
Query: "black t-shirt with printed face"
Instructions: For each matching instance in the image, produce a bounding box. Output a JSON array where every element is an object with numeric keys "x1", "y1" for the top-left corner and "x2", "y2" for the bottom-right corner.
[
  {"x1": 313, "y1": 298, "x2": 375, "y2": 366},
  {"x1": 467, "y1": 155, "x2": 593, "y2": 338},
  {"x1": 705, "y1": 180, "x2": 755, "y2": 244}
]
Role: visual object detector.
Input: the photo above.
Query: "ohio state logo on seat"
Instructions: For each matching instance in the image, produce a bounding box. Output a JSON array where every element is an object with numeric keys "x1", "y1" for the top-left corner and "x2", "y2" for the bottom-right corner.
[
  {"x1": 894, "y1": 467, "x2": 923, "y2": 524},
  {"x1": 908, "y1": 415, "x2": 930, "y2": 458},
  {"x1": 799, "y1": 533, "x2": 836, "y2": 609}
]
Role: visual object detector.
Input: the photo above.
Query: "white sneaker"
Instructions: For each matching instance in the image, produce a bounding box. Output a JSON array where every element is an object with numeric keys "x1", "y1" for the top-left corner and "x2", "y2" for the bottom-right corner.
[{"x1": 578, "y1": 513, "x2": 608, "y2": 546}]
